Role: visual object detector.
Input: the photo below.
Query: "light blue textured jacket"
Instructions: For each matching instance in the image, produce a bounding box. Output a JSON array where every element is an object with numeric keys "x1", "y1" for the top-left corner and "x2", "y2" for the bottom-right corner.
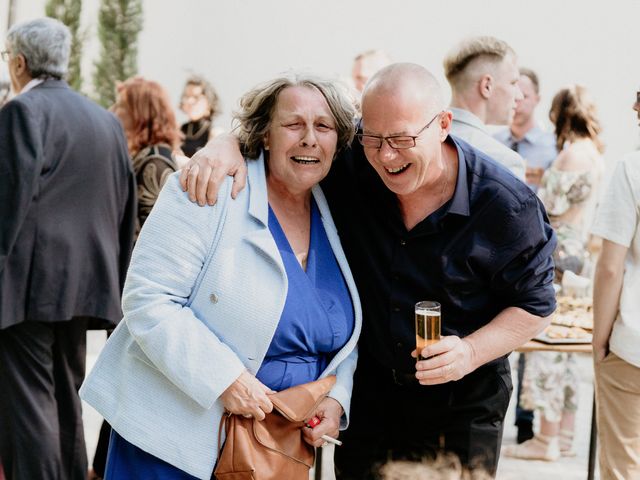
[{"x1": 80, "y1": 154, "x2": 362, "y2": 479}]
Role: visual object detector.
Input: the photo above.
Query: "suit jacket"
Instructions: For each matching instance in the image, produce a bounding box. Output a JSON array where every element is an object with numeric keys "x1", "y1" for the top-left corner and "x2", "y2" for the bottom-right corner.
[
  {"x1": 80, "y1": 155, "x2": 362, "y2": 479},
  {"x1": 0, "y1": 80, "x2": 136, "y2": 329}
]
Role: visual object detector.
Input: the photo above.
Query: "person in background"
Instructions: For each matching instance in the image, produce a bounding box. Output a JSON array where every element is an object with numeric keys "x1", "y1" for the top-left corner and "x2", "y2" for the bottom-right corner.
[
  {"x1": 179, "y1": 74, "x2": 222, "y2": 158},
  {"x1": 493, "y1": 67, "x2": 557, "y2": 445},
  {"x1": 113, "y1": 76, "x2": 182, "y2": 237},
  {"x1": 0, "y1": 18, "x2": 136, "y2": 480},
  {"x1": 590, "y1": 90, "x2": 640, "y2": 480},
  {"x1": 634, "y1": 89, "x2": 640, "y2": 127},
  {"x1": 494, "y1": 68, "x2": 557, "y2": 191},
  {"x1": 505, "y1": 84, "x2": 604, "y2": 461},
  {"x1": 443, "y1": 36, "x2": 526, "y2": 180},
  {"x1": 80, "y1": 73, "x2": 361, "y2": 479},
  {"x1": 179, "y1": 63, "x2": 557, "y2": 477},
  {"x1": 351, "y1": 49, "x2": 392, "y2": 94}
]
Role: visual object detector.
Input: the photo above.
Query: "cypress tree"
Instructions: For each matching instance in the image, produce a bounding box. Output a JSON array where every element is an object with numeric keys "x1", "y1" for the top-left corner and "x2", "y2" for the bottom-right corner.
[
  {"x1": 45, "y1": 0, "x2": 84, "y2": 91},
  {"x1": 93, "y1": 0, "x2": 143, "y2": 108}
]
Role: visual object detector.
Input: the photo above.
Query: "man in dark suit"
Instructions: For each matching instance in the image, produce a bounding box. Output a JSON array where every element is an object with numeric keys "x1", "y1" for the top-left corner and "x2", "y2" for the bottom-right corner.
[{"x1": 0, "y1": 18, "x2": 136, "y2": 480}]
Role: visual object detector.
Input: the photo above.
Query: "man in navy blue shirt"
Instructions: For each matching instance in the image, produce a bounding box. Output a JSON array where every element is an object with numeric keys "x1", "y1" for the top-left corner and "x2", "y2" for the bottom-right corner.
[{"x1": 181, "y1": 64, "x2": 556, "y2": 477}]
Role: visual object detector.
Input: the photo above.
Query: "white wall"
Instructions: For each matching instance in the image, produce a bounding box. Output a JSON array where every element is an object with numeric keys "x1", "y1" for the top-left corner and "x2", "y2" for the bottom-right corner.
[{"x1": 3, "y1": 0, "x2": 640, "y2": 165}]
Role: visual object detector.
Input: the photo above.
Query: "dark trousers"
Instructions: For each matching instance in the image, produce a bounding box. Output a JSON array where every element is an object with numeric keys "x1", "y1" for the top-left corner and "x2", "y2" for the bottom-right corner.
[
  {"x1": 334, "y1": 352, "x2": 512, "y2": 479},
  {"x1": 0, "y1": 319, "x2": 88, "y2": 480},
  {"x1": 515, "y1": 353, "x2": 534, "y2": 425}
]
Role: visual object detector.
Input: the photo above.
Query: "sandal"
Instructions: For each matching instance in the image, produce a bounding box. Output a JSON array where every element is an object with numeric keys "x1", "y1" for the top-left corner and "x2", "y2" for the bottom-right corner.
[
  {"x1": 560, "y1": 429, "x2": 576, "y2": 457},
  {"x1": 503, "y1": 433, "x2": 560, "y2": 461}
]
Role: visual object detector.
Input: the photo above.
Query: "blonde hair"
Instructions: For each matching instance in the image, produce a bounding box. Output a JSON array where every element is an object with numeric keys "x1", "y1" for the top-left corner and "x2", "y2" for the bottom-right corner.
[
  {"x1": 549, "y1": 84, "x2": 604, "y2": 153},
  {"x1": 233, "y1": 73, "x2": 356, "y2": 159},
  {"x1": 443, "y1": 36, "x2": 515, "y2": 91}
]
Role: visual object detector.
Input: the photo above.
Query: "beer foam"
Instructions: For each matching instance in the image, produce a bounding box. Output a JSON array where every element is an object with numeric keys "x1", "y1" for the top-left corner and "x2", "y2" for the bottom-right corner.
[{"x1": 415, "y1": 309, "x2": 439, "y2": 316}]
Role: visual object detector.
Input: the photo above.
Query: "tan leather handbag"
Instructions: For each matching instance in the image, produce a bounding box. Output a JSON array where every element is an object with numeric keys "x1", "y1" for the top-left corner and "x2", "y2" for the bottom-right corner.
[{"x1": 214, "y1": 375, "x2": 337, "y2": 480}]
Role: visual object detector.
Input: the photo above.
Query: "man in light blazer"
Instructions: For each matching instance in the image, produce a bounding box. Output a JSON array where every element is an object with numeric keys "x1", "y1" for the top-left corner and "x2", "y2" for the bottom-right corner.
[{"x1": 0, "y1": 18, "x2": 136, "y2": 480}]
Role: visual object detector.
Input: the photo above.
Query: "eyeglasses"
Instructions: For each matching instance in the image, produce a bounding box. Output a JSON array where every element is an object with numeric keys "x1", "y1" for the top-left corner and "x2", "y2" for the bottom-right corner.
[
  {"x1": 182, "y1": 94, "x2": 206, "y2": 102},
  {"x1": 0, "y1": 50, "x2": 10, "y2": 62},
  {"x1": 357, "y1": 111, "x2": 443, "y2": 149}
]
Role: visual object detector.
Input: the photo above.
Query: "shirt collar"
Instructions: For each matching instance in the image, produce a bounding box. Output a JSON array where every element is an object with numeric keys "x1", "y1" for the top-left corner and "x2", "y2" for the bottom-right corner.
[
  {"x1": 445, "y1": 136, "x2": 470, "y2": 217},
  {"x1": 505, "y1": 125, "x2": 547, "y2": 145},
  {"x1": 449, "y1": 107, "x2": 489, "y2": 134},
  {"x1": 19, "y1": 78, "x2": 45, "y2": 95}
]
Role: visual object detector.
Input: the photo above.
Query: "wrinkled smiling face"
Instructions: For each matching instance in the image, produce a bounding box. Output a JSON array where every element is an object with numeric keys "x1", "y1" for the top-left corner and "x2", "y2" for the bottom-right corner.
[
  {"x1": 361, "y1": 90, "x2": 442, "y2": 198},
  {"x1": 263, "y1": 85, "x2": 338, "y2": 194}
]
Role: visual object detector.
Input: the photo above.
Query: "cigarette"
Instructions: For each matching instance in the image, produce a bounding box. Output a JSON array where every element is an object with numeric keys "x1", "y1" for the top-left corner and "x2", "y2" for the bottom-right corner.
[
  {"x1": 321, "y1": 434, "x2": 342, "y2": 446},
  {"x1": 306, "y1": 416, "x2": 342, "y2": 446}
]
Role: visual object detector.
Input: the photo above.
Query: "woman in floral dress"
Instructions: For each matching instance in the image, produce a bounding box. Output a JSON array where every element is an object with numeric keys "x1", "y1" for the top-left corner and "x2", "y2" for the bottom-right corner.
[{"x1": 505, "y1": 85, "x2": 604, "y2": 461}]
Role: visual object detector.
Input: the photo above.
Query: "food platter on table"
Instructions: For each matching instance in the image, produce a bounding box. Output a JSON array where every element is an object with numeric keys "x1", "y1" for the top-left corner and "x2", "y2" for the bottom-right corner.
[{"x1": 533, "y1": 294, "x2": 593, "y2": 345}]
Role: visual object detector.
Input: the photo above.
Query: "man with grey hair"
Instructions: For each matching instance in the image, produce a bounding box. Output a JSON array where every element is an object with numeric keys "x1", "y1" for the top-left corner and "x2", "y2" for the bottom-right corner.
[
  {"x1": 443, "y1": 36, "x2": 526, "y2": 180},
  {"x1": 0, "y1": 17, "x2": 136, "y2": 479},
  {"x1": 178, "y1": 62, "x2": 557, "y2": 476}
]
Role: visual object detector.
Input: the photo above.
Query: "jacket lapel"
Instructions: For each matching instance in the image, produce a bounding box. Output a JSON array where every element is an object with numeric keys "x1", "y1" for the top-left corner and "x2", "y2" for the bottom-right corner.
[{"x1": 243, "y1": 153, "x2": 285, "y2": 273}]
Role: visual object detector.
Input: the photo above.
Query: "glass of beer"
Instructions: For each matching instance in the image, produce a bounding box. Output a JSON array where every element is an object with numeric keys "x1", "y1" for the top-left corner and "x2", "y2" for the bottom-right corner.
[{"x1": 415, "y1": 301, "x2": 441, "y2": 361}]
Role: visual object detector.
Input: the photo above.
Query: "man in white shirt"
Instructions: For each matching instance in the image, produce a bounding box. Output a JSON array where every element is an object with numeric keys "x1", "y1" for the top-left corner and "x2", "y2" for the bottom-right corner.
[
  {"x1": 495, "y1": 68, "x2": 557, "y2": 191},
  {"x1": 443, "y1": 36, "x2": 526, "y2": 180},
  {"x1": 591, "y1": 97, "x2": 640, "y2": 478}
]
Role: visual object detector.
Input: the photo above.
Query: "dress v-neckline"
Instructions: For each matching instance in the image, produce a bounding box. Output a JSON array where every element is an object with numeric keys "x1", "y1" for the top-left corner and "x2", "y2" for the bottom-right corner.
[{"x1": 267, "y1": 201, "x2": 318, "y2": 277}]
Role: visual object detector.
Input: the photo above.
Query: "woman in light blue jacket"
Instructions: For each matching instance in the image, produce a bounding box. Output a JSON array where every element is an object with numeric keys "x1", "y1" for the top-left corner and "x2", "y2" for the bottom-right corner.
[{"x1": 80, "y1": 73, "x2": 361, "y2": 479}]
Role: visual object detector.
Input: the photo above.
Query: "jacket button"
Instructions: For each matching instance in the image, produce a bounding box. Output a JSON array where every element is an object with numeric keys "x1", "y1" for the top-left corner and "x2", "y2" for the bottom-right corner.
[{"x1": 209, "y1": 293, "x2": 218, "y2": 304}]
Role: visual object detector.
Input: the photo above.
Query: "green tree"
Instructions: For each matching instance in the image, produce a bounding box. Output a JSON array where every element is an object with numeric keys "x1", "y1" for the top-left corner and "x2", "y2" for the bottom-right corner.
[
  {"x1": 93, "y1": 0, "x2": 143, "y2": 108},
  {"x1": 45, "y1": 0, "x2": 84, "y2": 91}
]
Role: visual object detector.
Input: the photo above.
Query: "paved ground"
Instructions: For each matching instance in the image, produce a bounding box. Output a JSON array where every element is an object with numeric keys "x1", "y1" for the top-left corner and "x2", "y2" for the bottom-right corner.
[{"x1": 82, "y1": 332, "x2": 599, "y2": 479}]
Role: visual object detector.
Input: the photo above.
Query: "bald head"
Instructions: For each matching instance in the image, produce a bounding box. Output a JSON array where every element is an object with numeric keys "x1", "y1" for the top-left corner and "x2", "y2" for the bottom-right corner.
[{"x1": 362, "y1": 63, "x2": 445, "y2": 114}]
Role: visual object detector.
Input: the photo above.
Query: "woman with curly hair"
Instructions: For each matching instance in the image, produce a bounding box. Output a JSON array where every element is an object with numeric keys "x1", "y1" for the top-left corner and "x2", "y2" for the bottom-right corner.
[
  {"x1": 113, "y1": 76, "x2": 182, "y2": 236},
  {"x1": 505, "y1": 84, "x2": 604, "y2": 462},
  {"x1": 81, "y1": 73, "x2": 361, "y2": 479}
]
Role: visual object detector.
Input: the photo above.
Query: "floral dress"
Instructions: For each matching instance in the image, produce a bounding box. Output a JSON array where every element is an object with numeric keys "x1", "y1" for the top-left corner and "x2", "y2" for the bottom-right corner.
[
  {"x1": 521, "y1": 167, "x2": 597, "y2": 422},
  {"x1": 538, "y1": 168, "x2": 597, "y2": 278},
  {"x1": 132, "y1": 144, "x2": 177, "y2": 239}
]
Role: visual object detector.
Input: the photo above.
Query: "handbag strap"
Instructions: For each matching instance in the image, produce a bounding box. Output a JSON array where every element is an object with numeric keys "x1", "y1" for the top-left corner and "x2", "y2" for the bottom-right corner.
[{"x1": 217, "y1": 411, "x2": 231, "y2": 462}]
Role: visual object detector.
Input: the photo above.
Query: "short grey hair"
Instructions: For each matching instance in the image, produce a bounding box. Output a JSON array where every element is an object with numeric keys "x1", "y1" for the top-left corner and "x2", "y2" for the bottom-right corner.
[
  {"x1": 234, "y1": 73, "x2": 356, "y2": 159},
  {"x1": 6, "y1": 17, "x2": 71, "y2": 79}
]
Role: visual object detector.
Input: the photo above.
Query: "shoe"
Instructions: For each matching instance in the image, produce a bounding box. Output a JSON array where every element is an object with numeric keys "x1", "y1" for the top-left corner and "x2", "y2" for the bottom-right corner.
[
  {"x1": 559, "y1": 429, "x2": 576, "y2": 457},
  {"x1": 517, "y1": 421, "x2": 534, "y2": 444},
  {"x1": 503, "y1": 434, "x2": 560, "y2": 461}
]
